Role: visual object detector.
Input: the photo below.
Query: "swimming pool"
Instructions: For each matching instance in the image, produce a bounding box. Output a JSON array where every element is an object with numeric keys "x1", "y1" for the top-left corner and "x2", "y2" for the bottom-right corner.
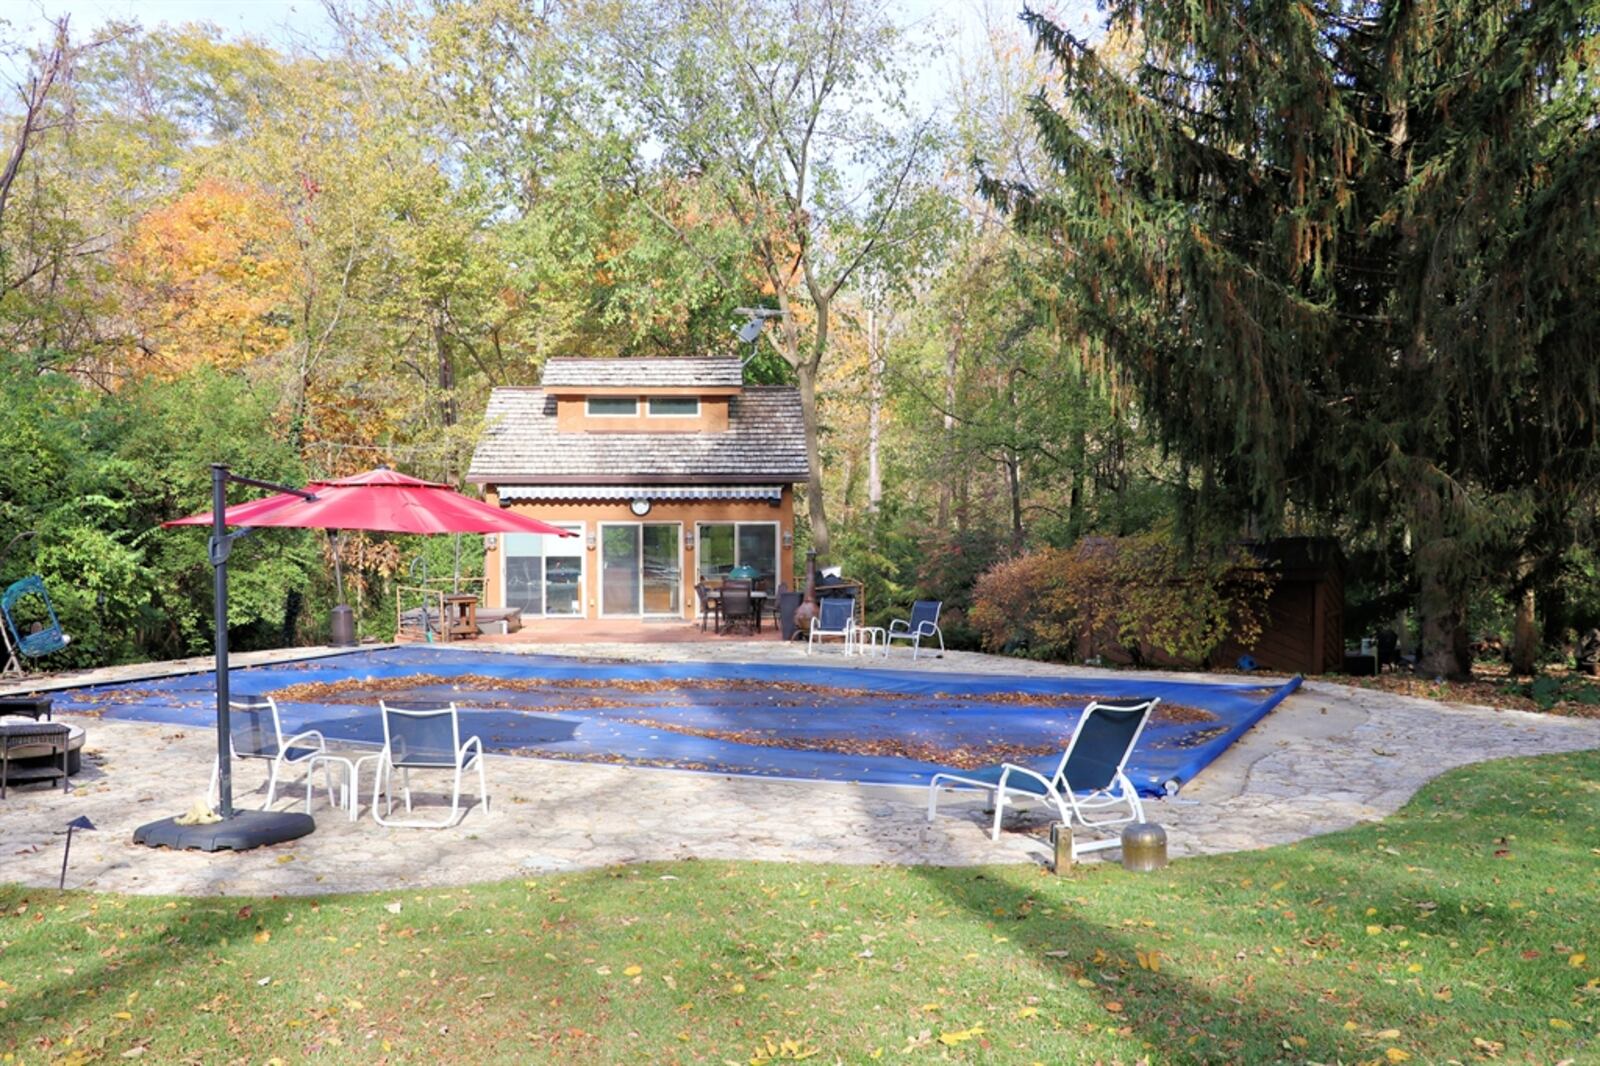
[{"x1": 53, "y1": 647, "x2": 1300, "y2": 794}]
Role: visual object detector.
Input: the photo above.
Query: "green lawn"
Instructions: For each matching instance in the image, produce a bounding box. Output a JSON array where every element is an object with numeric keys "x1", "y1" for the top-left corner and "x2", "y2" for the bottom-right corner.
[{"x1": 3, "y1": 752, "x2": 1598, "y2": 1066}]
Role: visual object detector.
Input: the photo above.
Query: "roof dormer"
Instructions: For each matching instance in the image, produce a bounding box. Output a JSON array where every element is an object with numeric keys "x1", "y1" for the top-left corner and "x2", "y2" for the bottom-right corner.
[{"x1": 539, "y1": 357, "x2": 744, "y2": 433}]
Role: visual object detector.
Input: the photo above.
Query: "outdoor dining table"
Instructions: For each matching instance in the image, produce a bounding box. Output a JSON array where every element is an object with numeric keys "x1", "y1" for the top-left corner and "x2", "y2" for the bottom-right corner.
[{"x1": 701, "y1": 587, "x2": 770, "y2": 632}]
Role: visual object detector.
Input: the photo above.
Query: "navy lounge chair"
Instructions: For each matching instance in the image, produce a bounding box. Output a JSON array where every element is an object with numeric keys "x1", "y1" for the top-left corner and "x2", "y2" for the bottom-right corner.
[{"x1": 927, "y1": 698, "x2": 1158, "y2": 860}]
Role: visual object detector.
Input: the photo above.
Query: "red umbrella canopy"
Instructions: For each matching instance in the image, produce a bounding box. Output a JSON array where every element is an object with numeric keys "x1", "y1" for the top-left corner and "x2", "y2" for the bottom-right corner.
[{"x1": 164, "y1": 467, "x2": 575, "y2": 537}]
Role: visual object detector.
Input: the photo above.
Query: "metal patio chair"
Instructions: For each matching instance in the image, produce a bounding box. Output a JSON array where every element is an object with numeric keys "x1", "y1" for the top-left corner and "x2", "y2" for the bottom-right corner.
[
  {"x1": 373, "y1": 700, "x2": 489, "y2": 828},
  {"x1": 806, "y1": 596, "x2": 855, "y2": 654},
  {"x1": 720, "y1": 579, "x2": 758, "y2": 634},
  {"x1": 886, "y1": 599, "x2": 945, "y2": 660},
  {"x1": 695, "y1": 581, "x2": 722, "y2": 633},
  {"x1": 211, "y1": 695, "x2": 331, "y2": 810},
  {"x1": 927, "y1": 697, "x2": 1158, "y2": 860}
]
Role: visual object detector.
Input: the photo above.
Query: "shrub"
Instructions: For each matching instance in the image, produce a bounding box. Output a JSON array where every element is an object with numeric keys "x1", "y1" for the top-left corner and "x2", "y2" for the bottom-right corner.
[
  {"x1": 971, "y1": 531, "x2": 1275, "y2": 666},
  {"x1": 969, "y1": 548, "x2": 1073, "y2": 658}
]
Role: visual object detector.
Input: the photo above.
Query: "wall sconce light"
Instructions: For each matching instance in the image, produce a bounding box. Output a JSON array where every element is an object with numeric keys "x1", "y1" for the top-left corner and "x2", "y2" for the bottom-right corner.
[
  {"x1": 484, "y1": 534, "x2": 498, "y2": 551},
  {"x1": 686, "y1": 529, "x2": 696, "y2": 550},
  {"x1": 586, "y1": 532, "x2": 597, "y2": 551},
  {"x1": 782, "y1": 529, "x2": 793, "y2": 548}
]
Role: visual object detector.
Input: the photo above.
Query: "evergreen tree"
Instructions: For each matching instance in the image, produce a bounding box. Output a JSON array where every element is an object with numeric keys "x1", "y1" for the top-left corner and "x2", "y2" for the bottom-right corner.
[{"x1": 989, "y1": 2, "x2": 1600, "y2": 678}]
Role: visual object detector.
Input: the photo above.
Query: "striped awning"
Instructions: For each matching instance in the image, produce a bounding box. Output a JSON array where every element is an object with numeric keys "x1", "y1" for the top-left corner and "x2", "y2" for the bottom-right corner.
[{"x1": 499, "y1": 485, "x2": 784, "y2": 502}]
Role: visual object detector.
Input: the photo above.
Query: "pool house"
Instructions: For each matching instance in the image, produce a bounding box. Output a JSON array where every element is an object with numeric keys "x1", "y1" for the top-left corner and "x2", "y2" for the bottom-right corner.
[{"x1": 467, "y1": 357, "x2": 808, "y2": 627}]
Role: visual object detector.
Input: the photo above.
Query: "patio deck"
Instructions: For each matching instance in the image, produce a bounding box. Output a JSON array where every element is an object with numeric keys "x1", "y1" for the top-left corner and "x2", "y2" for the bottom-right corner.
[{"x1": 472, "y1": 618, "x2": 783, "y2": 646}]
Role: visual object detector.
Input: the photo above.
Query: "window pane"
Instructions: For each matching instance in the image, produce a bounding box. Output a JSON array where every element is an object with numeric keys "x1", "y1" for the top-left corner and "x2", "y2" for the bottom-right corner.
[
  {"x1": 601, "y1": 526, "x2": 640, "y2": 614},
  {"x1": 737, "y1": 524, "x2": 778, "y2": 587},
  {"x1": 648, "y1": 397, "x2": 699, "y2": 416},
  {"x1": 698, "y1": 524, "x2": 734, "y2": 580},
  {"x1": 587, "y1": 397, "x2": 637, "y2": 416},
  {"x1": 503, "y1": 532, "x2": 544, "y2": 616}
]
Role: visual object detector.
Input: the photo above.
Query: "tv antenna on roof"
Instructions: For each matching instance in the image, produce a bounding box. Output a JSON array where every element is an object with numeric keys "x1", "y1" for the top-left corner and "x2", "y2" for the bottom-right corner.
[{"x1": 733, "y1": 307, "x2": 783, "y2": 363}]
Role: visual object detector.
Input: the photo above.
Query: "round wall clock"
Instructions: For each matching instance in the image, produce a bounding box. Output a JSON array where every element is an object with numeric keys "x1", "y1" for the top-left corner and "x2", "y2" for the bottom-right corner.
[{"x1": 630, "y1": 497, "x2": 652, "y2": 516}]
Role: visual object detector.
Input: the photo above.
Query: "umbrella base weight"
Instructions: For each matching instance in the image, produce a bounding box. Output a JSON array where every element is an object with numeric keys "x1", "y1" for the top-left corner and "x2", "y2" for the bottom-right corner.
[
  {"x1": 133, "y1": 810, "x2": 316, "y2": 852},
  {"x1": 329, "y1": 605, "x2": 357, "y2": 647}
]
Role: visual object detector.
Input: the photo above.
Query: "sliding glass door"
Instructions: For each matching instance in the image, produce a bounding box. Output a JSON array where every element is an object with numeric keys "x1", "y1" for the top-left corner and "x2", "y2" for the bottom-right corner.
[
  {"x1": 600, "y1": 522, "x2": 681, "y2": 616},
  {"x1": 642, "y1": 525, "x2": 681, "y2": 615}
]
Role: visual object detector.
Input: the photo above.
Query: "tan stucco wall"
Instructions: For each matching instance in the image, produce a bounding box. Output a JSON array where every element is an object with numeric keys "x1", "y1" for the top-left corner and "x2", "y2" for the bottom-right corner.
[
  {"x1": 554, "y1": 396, "x2": 731, "y2": 434},
  {"x1": 482, "y1": 489, "x2": 796, "y2": 621}
]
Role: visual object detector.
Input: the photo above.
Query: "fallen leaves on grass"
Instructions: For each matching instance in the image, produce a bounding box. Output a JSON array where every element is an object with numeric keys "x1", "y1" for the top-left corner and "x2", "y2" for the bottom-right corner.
[
  {"x1": 745, "y1": 1036, "x2": 819, "y2": 1063},
  {"x1": 937, "y1": 1025, "x2": 986, "y2": 1046}
]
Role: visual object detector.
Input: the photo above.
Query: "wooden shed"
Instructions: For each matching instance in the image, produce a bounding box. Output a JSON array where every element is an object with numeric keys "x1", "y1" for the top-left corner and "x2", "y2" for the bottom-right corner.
[{"x1": 1218, "y1": 537, "x2": 1345, "y2": 675}]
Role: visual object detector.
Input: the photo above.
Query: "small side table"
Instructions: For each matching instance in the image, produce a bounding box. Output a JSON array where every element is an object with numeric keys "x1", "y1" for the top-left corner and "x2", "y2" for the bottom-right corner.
[
  {"x1": 0, "y1": 721, "x2": 70, "y2": 797},
  {"x1": 304, "y1": 752, "x2": 358, "y2": 822},
  {"x1": 443, "y1": 595, "x2": 479, "y2": 642},
  {"x1": 852, "y1": 626, "x2": 888, "y2": 657}
]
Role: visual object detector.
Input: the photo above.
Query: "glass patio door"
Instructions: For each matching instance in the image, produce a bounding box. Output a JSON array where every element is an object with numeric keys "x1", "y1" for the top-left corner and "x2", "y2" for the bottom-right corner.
[{"x1": 600, "y1": 523, "x2": 681, "y2": 616}]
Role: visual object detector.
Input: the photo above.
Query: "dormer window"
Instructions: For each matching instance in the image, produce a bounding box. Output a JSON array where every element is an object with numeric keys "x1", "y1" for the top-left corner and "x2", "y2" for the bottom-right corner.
[
  {"x1": 647, "y1": 397, "x2": 700, "y2": 417},
  {"x1": 587, "y1": 397, "x2": 638, "y2": 417}
]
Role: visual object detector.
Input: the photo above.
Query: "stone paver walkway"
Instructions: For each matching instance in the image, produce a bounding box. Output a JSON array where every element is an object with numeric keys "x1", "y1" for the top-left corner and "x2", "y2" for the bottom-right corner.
[{"x1": 3, "y1": 643, "x2": 1597, "y2": 896}]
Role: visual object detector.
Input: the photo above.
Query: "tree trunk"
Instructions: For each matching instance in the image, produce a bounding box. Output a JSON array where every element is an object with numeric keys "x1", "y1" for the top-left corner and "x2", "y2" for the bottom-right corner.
[
  {"x1": 1068, "y1": 423, "x2": 1086, "y2": 538},
  {"x1": 866, "y1": 308, "x2": 883, "y2": 515},
  {"x1": 937, "y1": 322, "x2": 959, "y2": 529},
  {"x1": 435, "y1": 315, "x2": 457, "y2": 428},
  {"x1": 1006, "y1": 366, "x2": 1023, "y2": 551},
  {"x1": 795, "y1": 360, "x2": 830, "y2": 559},
  {"x1": 1413, "y1": 487, "x2": 1471, "y2": 679},
  {"x1": 1511, "y1": 558, "x2": 1537, "y2": 676}
]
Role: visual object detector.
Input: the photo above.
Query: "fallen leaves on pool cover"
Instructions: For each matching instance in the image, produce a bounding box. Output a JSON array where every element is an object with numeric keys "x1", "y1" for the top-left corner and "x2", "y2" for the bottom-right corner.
[
  {"x1": 614, "y1": 716, "x2": 1063, "y2": 770},
  {"x1": 268, "y1": 672, "x2": 1216, "y2": 723}
]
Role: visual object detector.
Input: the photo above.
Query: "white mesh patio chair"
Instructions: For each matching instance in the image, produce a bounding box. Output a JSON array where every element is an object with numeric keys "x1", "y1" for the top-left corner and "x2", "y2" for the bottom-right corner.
[
  {"x1": 927, "y1": 698, "x2": 1158, "y2": 860},
  {"x1": 373, "y1": 700, "x2": 489, "y2": 828},
  {"x1": 806, "y1": 597, "x2": 856, "y2": 655},
  {"x1": 210, "y1": 695, "x2": 330, "y2": 809},
  {"x1": 886, "y1": 599, "x2": 945, "y2": 660}
]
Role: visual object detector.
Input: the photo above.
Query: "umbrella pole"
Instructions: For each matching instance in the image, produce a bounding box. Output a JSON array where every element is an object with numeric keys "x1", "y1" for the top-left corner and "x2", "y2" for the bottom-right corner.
[
  {"x1": 134, "y1": 464, "x2": 318, "y2": 852},
  {"x1": 329, "y1": 530, "x2": 346, "y2": 603},
  {"x1": 212, "y1": 462, "x2": 234, "y2": 819}
]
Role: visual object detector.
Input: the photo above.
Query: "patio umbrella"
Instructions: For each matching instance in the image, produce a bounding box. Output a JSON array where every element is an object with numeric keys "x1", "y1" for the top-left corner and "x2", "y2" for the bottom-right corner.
[
  {"x1": 164, "y1": 466, "x2": 572, "y2": 536},
  {"x1": 165, "y1": 466, "x2": 574, "y2": 632},
  {"x1": 134, "y1": 464, "x2": 574, "y2": 853}
]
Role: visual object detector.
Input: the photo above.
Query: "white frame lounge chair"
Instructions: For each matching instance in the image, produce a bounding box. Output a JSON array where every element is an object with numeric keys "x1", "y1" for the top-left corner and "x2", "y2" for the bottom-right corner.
[
  {"x1": 926, "y1": 697, "x2": 1158, "y2": 860},
  {"x1": 211, "y1": 695, "x2": 330, "y2": 810},
  {"x1": 373, "y1": 700, "x2": 489, "y2": 828},
  {"x1": 886, "y1": 599, "x2": 945, "y2": 660},
  {"x1": 806, "y1": 597, "x2": 856, "y2": 655}
]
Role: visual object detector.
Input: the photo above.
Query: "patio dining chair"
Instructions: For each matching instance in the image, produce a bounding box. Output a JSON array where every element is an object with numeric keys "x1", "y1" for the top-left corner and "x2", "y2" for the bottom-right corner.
[
  {"x1": 373, "y1": 700, "x2": 489, "y2": 828},
  {"x1": 806, "y1": 596, "x2": 855, "y2": 655},
  {"x1": 926, "y1": 697, "x2": 1158, "y2": 860},
  {"x1": 210, "y1": 695, "x2": 331, "y2": 810},
  {"x1": 720, "y1": 579, "x2": 758, "y2": 634},
  {"x1": 695, "y1": 581, "x2": 722, "y2": 633},
  {"x1": 886, "y1": 599, "x2": 945, "y2": 660}
]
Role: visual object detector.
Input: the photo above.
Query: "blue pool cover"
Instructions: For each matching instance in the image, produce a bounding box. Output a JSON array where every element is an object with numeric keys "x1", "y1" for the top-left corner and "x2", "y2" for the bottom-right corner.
[{"x1": 53, "y1": 647, "x2": 1301, "y2": 795}]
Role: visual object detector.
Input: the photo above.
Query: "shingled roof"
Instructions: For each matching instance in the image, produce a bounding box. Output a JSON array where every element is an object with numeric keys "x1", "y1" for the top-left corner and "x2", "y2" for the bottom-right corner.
[
  {"x1": 468, "y1": 386, "x2": 809, "y2": 485},
  {"x1": 539, "y1": 356, "x2": 745, "y2": 389}
]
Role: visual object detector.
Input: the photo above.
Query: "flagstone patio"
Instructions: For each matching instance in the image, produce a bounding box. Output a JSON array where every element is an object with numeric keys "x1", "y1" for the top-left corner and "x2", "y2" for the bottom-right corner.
[{"x1": 4, "y1": 643, "x2": 1599, "y2": 896}]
